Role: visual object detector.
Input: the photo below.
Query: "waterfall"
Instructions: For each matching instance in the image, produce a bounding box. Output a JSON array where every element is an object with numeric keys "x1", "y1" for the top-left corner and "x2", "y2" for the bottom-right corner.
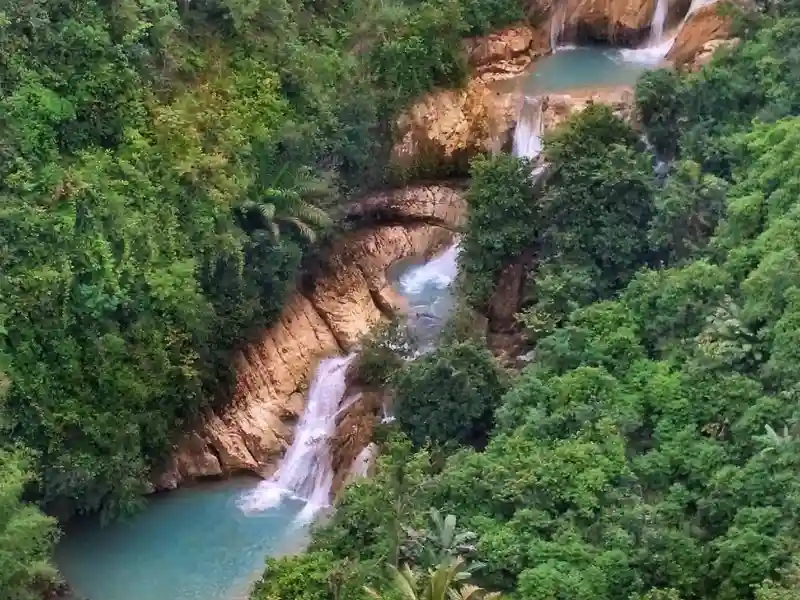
[
  {"x1": 238, "y1": 239, "x2": 461, "y2": 522},
  {"x1": 399, "y1": 243, "x2": 460, "y2": 351},
  {"x1": 238, "y1": 353, "x2": 356, "y2": 522},
  {"x1": 513, "y1": 96, "x2": 544, "y2": 160},
  {"x1": 647, "y1": 0, "x2": 669, "y2": 46},
  {"x1": 549, "y1": 3, "x2": 567, "y2": 51},
  {"x1": 621, "y1": 0, "x2": 720, "y2": 64},
  {"x1": 399, "y1": 244, "x2": 459, "y2": 295}
]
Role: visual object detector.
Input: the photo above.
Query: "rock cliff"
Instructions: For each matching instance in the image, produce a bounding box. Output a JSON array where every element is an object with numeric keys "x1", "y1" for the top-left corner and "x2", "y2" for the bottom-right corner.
[
  {"x1": 391, "y1": 78, "x2": 521, "y2": 173},
  {"x1": 465, "y1": 25, "x2": 551, "y2": 81},
  {"x1": 154, "y1": 185, "x2": 465, "y2": 490},
  {"x1": 559, "y1": 0, "x2": 656, "y2": 46},
  {"x1": 540, "y1": 86, "x2": 635, "y2": 131},
  {"x1": 666, "y1": 2, "x2": 735, "y2": 69}
]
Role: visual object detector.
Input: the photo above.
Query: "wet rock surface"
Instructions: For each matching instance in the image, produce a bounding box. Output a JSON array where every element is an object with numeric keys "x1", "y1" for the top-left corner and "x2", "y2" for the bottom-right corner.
[{"x1": 154, "y1": 185, "x2": 465, "y2": 490}]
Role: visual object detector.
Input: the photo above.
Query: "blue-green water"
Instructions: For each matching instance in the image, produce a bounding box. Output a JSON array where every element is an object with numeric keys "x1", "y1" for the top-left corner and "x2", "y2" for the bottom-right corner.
[
  {"x1": 519, "y1": 46, "x2": 650, "y2": 95},
  {"x1": 56, "y1": 479, "x2": 306, "y2": 600}
]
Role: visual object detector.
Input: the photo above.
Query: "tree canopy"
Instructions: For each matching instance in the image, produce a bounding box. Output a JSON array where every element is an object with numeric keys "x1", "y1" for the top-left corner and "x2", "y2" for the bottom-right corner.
[{"x1": 252, "y1": 7, "x2": 800, "y2": 600}]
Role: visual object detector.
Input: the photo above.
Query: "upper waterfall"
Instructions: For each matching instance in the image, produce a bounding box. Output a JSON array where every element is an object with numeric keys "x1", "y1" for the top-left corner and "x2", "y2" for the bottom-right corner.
[
  {"x1": 647, "y1": 0, "x2": 669, "y2": 46},
  {"x1": 621, "y1": 0, "x2": 721, "y2": 63},
  {"x1": 549, "y1": 3, "x2": 567, "y2": 50}
]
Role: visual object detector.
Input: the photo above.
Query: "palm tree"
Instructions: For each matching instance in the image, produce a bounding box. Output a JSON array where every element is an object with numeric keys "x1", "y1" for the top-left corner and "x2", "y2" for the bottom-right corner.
[
  {"x1": 426, "y1": 509, "x2": 478, "y2": 564},
  {"x1": 365, "y1": 556, "x2": 500, "y2": 600},
  {"x1": 401, "y1": 509, "x2": 481, "y2": 571},
  {"x1": 235, "y1": 165, "x2": 333, "y2": 243},
  {"x1": 755, "y1": 424, "x2": 798, "y2": 454}
]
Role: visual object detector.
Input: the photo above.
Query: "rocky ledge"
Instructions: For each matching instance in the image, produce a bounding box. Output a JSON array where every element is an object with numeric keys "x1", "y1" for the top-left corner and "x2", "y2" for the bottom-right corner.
[
  {"x1": 666, "y1": 2, "x2": 737, "y2": 70},
  {"x1": 557, "y1": 0, "x2": 691, "y2": 46},
  {"x1": 154, "y1": 185, "x2": 465, "y2": 490}
]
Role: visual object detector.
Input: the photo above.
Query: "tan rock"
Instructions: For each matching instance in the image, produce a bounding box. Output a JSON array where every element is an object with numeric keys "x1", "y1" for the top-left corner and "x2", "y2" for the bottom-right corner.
[
  {"x1": 666, "y1": 2, "x2": 734, "y2": 68},
  {"x1": 561, "y1": 0, "x2": 656, "y2": 45},
  {"x1": 392, "y1": 79, "x2": 521, "y2": 171},
  {"x1": 541, "y1": 86, "x2": 635, "y2": 132},
  {"x1": 686, "y1": 37, "x2": 739, "y2": 70},
  {"x1": 330, "y1": 387, "x2": 386, "y2": 496},
  {"x1": 154, "y1": 186, "x2": 465, "y2": 490},
  {"x1": 346, "y1": 184, "x2": 468, "y2": 230},
  {"x1": 465, "y1": 24, "x2": 551, "y2": 81}
]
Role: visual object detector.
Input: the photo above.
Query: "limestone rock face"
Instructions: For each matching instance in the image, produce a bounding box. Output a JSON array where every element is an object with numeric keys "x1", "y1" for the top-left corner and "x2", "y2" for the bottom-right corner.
[
  {"x1": 308, "y1": 223, "x2": 455, "y2": 350},
  {"x1": 541, "y1": 86, "x2": 635, "y2": 131},
  {"x1": 685, "y1": 37, "x2": 739, "y2": 70},
  {"x1": 346, "y1": 184, "x2": 467, "y2": 230},
  {"x1": 330, "y1": 385, "x2": 386, "y2": 496},
  {"x1": 561, "y1": 0, "x2": 656, "y2": 46},
  {"x1": 465, "y1": 24, "x2": 551, "y2": 81},
  {"x1": 154, "y1": 186, "x2": 465, "y2": 490},
  {"x1": 666, "y1": 3, "x2": 734, "y2": 68},
  {"x1": 392, "y1": 78, "x2": 521, "y2": 172}
]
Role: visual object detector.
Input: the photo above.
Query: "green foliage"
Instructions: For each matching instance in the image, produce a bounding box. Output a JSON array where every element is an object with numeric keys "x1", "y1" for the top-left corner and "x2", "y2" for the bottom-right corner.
[
  {"x1": 259, "y1": 12, "x2": 800, "y2": 600},
  {"x1": 393, "y1": 341, "x2": 508, "y2": 448},
  {"x1": 0, "y1": 0, "x2": 516, "y2": 521},
  {"x1": 0, "y1": 449, "x2": 60, "y2": 600},
  {"x1": 635, "y1": 68, "x2": 686, "y2": 158},
  {"x1": 366, "y1": 556, "x2": 500, "y2": 600},
  {"x1": 355, "y1": 320, "x2": 414, "y2": 387},
  {"x1": 368, "y1": 0, "x2": 468, "y2": 114},
  {"x1": 458, "y1": 0, "x2": 525, "y2": 35},
  {"x1": 251, "y1": 551, "x2": 371, "y2": 600},
  {"x1": 460, "y1": 106, "x2": 654, "y2": 322},
  {"x1": 649, "y1": 160, "x2": 728, "y2": 264},
  {"x1": 460, "y1": 154, "x2": 539, "y2": 310},
  {"x1": 539, "y1": 105, "x2": 655, "y2": 290}
]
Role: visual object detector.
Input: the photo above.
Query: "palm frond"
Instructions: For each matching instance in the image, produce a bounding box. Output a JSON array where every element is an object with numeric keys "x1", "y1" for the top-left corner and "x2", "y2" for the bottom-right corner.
[
  {"x1": 282, "y1": 217, "x2": 317, "y2": 243},
  {"x1": 259, "y1": 202, "x2": 276, "y2": 221},
  {"x1": 364, "y1": 586, "x2": 383, "y2": 600},
  {"x1": 263, "y1": 187, "x2": 301, "y2": 204},
  {"x1": 285, "y1": 199, "x2": 332, "y2": 228},
  {"x1": 293, "y1": 166, "x2": 337, "y2": 199},
  {"x1": 441, "y1": 513, "x2": 457, "y2": 549},
  {"x1": 389, "y1": 564, "x2": 419, "y2": 600}
]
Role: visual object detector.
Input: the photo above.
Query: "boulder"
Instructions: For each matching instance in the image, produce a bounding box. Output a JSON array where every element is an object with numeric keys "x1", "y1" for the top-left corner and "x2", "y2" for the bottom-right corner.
[
  {"x1": 541, "y1": 86, "x2": 635, "y2": 131},
  {"x1": 464, "y1": 24, "x2": 551, "y2": 81}
]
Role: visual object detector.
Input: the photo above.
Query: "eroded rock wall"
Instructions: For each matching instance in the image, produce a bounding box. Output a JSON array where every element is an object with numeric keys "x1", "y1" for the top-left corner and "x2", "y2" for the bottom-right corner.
[
  {"x1": 666, "y1": 2, "x2": 736, "y2": 69},
  {"x1": 560, "y1": 0, "x2": 656, "y2": 45},
  {"x1": 155, "y1": 185, "x2": 465, "y2": 490}
]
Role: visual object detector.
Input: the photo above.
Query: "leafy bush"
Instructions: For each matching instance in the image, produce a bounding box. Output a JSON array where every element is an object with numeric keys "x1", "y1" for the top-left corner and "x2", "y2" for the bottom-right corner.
[
  {"x1": 459, "y1": 0, "x2": 526, "y2": 35},
  {"x1": 459, "y1": 154, "x2": 539, "y2": 310},
  {"x1": 0, "y1": 450, "x2": 60, "y2": 600},
  {"x1": 393, "y1": 340, "x2": 508, "y2": 448},
  {"x1": 354, "y1": 320, "x2": 414, "y2": 387}
]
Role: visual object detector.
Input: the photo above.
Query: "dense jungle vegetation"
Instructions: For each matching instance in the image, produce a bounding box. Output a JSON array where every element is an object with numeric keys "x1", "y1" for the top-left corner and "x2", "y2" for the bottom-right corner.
[
  {"x1": 0, "y1": 0, "x2": 530, "y2": 595},
  {"x1": 250, "y1": 5, "x2": 800, "y2": 600}
]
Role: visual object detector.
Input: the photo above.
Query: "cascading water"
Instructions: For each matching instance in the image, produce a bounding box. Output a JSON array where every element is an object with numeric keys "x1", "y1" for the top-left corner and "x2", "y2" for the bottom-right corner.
[
  {"x1": 549, "y1": 2, "x2": 567, "y2": 51},
  {"x1": 512, "y1": 96, "x2": 544, "y2": 160},
  {"x1": 647, "y1": 0, "x2": 669, "y2": 46},
  {"x1": 238, "y1": 353, "x2": 356, "y2": 522},
  {"x1": 398, "y1": 242, "x2": 460, "y2": 351},
  {"x1": 621, "y1": 0, "x2": 720, "y2": 64}
]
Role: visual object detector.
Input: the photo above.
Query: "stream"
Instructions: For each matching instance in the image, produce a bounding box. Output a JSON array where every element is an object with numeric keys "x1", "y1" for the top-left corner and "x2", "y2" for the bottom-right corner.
[{"x1": 55, "y1": 3, "x2": 711, "y2": 594}]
